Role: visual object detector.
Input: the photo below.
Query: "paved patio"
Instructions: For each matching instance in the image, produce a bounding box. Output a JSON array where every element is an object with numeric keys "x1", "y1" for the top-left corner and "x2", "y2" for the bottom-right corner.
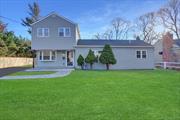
[{"x1": 0, "y1": 68, "x2": 73, "y2": 80}]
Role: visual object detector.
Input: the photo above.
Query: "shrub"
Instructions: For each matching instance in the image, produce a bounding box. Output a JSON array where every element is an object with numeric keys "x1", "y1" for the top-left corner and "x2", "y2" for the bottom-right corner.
[
  {"x1": 99, "y1": 44, "x2": 116, "y2": 70},
  {"x1": 77, "y1": 54, "x2": 84, "y2": 70},
  {"x1": 85, "y1": 49, "x2": 96, "y2": 69}
]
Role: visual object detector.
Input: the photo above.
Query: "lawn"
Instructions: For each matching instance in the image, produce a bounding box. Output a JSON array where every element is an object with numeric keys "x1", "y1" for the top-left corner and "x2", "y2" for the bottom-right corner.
[
  {"x1": 8, "y1": 71, "x2": 56, "y2": 76},
  {"x1": 0, "y1": 70, "x2": 180, "y2": 120}
]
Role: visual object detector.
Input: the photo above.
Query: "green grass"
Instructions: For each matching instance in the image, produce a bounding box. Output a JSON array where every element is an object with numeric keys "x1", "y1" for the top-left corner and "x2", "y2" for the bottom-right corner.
[
  {"x1": 0, "y1": 70, "x2": 180, "y2": 120},
  {"x1": 8, "y1": 71, "x2": 56, "y2": 76}
]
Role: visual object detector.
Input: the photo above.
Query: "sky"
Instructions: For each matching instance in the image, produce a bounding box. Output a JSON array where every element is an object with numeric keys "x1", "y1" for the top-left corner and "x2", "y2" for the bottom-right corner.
[{"x1": 0, "y1": 0, "x2": 167, "y2": 39}]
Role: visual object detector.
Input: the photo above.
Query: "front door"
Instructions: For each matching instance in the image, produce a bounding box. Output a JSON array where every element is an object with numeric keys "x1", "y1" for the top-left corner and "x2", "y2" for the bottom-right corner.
[{"x1": 66, "y1": 50, "x2": 74, "y2": 67}]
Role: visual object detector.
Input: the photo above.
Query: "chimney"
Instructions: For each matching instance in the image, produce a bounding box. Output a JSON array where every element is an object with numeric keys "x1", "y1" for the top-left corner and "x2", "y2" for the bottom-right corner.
[{"x1": 162, "y1": 32, "x2": 174, "y2": 62}]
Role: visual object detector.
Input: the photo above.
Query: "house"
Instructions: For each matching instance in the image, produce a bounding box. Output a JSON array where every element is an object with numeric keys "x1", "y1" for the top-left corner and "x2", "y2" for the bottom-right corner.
[
  {"x1": 154, "y1": 32, "x2": 180, "y2": 62},
  {"x1": 31, "y1": 12, "x2": 154, "y2": 69}
]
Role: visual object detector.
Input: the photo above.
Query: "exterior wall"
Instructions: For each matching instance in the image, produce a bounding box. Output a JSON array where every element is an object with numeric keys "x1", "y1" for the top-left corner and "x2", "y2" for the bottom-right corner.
[
  {"x1": 154, "y1": 32, "x2": 180, "y2": 62},
  {"x1": 0, "y1": 57, "x2": 32, "y2": 68},
  {"x1": 35, "y1": 50, "x2": 74, "y2": 68},
  {"x1": 75, "y1": 47, "x2": 154, "y2": 70},
  {"x1": 172, "y1": 48, "x2": 180, "y2": 62},
  {"x1": 154, "y1": 39, "x2": 163, "y2": 62},
  {"x1": 31, "y1": 14, "x2": 76, "y2": 50}
]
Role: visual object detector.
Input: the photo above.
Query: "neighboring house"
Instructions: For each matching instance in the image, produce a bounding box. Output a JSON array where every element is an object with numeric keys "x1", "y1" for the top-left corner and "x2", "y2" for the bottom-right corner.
[
  {"x1": 31, "y1": 12, "x2": 154, "y2": 69},
  {"x1": 154, "y1": 32, "x2": 180, "y2": 63}
]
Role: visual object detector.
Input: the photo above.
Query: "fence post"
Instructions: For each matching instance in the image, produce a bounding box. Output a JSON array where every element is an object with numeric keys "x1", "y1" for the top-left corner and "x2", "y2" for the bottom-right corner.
[{"x1": 163, "y1": 62, "x2": 167, "y2": 69}]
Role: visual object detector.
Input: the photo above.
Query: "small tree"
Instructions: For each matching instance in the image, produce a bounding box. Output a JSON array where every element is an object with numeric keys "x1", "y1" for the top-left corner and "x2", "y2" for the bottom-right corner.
[
  {"x1": 99, "y1": 44, "x2": 116, "y2": 70},
  {"x1": 77, "y1": 54, "x2": 84, "y2": 70},
  {"x1": 85, "y1": 49, "x2": 96, "y2": 69}
]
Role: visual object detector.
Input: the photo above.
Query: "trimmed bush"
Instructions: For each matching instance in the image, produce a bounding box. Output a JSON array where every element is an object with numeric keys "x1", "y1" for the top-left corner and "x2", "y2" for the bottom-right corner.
[
  {"x1": 77, "y1": 54, "x2": 84, "y2": 70},
  {"x1": 99, "y1": 44, "x2": 116, "y2": 70},
  {"x1": 85, "y1": 49, "x2": 96, "y2": 69}
]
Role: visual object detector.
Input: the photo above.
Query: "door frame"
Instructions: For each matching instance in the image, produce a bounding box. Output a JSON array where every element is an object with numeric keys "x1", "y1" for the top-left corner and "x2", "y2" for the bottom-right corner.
[{"x1": 66, "y1": 50, "x2": 74, "y2": 67}]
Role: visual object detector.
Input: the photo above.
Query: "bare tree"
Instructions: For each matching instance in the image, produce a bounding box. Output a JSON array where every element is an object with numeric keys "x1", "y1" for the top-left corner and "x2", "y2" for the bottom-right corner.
[
  {"x1": 103, "y1": 29, "x2": 113, "y2": 40},
  {"x1": 111, "y1": 17, "x2": 131, "y2": 40},
  {"x1": 93, "y1": 17, "x2": 132, "y2": 40},
  {"x1": 136, "y1": 12, "x2": 160, "y2": 44},
  {"x1": 94, "y1": 33, "x2": 101, "y2": 39},
  {"x1": 158, "y1": 0, "x2": 180, "y2": 39}
]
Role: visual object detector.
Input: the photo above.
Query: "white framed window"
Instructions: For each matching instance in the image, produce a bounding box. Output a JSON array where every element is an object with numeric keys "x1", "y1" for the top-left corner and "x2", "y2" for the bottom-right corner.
[
  {"x1": 142, "y1": 51, "x2": 147, "y2": 58},
  {"x1": 37, "y1": 28, "x2": 49, "y2": 37},
  {"x1": 92, "y1": 50, "x2": 101, "y2": 57},
  {"x1": 38, "y1": 50, "x2": 56, "y2": 61},
  {"x1": 59, "y1": 28, "x2": 64, "y2": 37},
  {"x1": 136, "y1": 50, "x2": 147, "y2": 59},
  {"x1": 58, "y1": 27, "x2": 71, "y2": 37}
]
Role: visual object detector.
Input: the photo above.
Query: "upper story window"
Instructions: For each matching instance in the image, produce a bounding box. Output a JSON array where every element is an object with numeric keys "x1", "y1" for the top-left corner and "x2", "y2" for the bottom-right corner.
[
  {"x1": 136, "y1": 50, "x2": 147, "y2": 59},
  {"x1": 37, "y1": 28, "x2": 49, "y2": 37},
  {"x1": 58, "y1": 27, "x2": 71, "y2": 37}
]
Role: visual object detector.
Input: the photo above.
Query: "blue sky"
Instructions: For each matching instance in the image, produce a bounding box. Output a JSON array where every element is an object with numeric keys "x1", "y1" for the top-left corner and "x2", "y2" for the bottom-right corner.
[{"x1": 0, "y1": 0, "x2": 167, "y2": 39}]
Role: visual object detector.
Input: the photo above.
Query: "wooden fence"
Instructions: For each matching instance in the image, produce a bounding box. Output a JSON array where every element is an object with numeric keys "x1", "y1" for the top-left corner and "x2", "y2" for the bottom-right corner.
[
  {"x1": 0, "y1": 57, "x2": 33, "y2": 68},
  {"x1": 156, "y1": 62, "x2": 180, "y2": 69}
]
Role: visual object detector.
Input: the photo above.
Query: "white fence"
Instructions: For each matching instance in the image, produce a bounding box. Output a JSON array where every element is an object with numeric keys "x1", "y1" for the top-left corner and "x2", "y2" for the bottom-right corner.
[{"x1": 156, "y1": 62, "x2": 180, "y2": 69}]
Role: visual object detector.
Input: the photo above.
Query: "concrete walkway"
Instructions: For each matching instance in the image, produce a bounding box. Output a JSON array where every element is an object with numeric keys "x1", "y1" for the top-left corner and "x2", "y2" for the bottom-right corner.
[{"x1": 0, "y1": 68, "x2": 73, "y2": 80}]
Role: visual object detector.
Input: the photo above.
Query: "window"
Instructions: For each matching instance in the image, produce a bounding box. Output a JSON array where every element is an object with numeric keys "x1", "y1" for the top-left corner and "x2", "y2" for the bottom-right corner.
[
  {"x1": 38, "y1": 51, "x2": 56, "y2": 61},
  {"x1": 37, "y1": 28, "x2": 49, "y2": 37},
  {"x1": 136, "y1": 50, "x2": 147, "y2": 59},
  {"x1": 43, "y1": 51, "x2": 50, "y2": 60},
  {"x1": 51, "y1": 51, "x2": 56, "y2": 60},
  {"x1": 65, "y1": 28, "x2": 70, "y2": 37},
  {"x1": 59, "y1": 28, "x2": 64, "y2": 37},
  {"x1": 37, "y1": 28, "x2": 43, "y2": 37},
  {"x1": 136, "y1": 51, "x2": 141, "y2": 58},
  {"x1": 92, "y1": 50, "x2": 101, "y2": 57},
  {"x1": 142, "y1": 51, "x2": 147, "y2": 58},
  {"x1": 44, "y1": 28, "x2": 49, "y2": 37},
  {"x1": 58, "y1": 27, "x2": 71, "y2": 37},
  {"x1": 39, "y1": 51, "x2": 43, "y2": 60}
]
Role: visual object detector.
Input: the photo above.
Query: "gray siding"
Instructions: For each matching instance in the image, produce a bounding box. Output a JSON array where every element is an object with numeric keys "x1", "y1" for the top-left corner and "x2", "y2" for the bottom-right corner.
[
  {"x1": 32, "y1": 14, "x2": 76, "y2": 50},
  {"x1": 35, "y1": 51, "x2": 66, "y2": 68},
  {"x1": 154, "y1": 40, "x2": 163, "y2": 62},
  {"x1": 75, "y1": 47, "x2": 154, "y2": 69}
]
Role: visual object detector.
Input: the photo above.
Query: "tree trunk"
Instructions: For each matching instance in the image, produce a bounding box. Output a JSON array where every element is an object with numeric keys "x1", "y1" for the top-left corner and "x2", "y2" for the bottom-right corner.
[
  {"x1": 90, "y1": 64, "x2": 93, "y2": 70},
  {"x1": 33, "y1": 57, "x2": 35, "y2": 68},
  {"x1": 106, "y1": 64, "x2": 109, "y2": 70},
  {"x1": 81, "y1": 65, "x2": 84, "y2": 70}
]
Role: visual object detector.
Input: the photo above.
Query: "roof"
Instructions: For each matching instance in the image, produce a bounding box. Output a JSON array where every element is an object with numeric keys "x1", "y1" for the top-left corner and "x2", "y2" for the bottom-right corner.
[
  {"x1": 30, "y1": 12, "x2": 77, "y2": 26},
  {"x1": 174, "y1": 39, "x2": 180, "y2": 47},
  {"x1": 77, "y1": 39, "x2": 153, "y2": 47}
]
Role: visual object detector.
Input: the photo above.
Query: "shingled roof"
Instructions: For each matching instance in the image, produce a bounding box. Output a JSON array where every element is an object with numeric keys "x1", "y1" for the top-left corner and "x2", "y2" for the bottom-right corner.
[{"x1": 77, "y1": 39, "x2": 153, "y2": 47}]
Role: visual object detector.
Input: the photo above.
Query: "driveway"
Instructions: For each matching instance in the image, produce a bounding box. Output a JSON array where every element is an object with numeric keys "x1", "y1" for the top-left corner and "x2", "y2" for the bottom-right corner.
[{"x1": 0, "y1": 67, "x2": 30, "y2": 77}]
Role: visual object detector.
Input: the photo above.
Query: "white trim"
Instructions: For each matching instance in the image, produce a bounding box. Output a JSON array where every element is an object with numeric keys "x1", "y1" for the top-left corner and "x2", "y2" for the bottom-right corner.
[
  {"x1": 38, "y1": 50, "x2": 57, "y2": 62},
  {"x1": 66, "y1": 50, "x2": 74, "y2": 67},
  {"x1": 136, "y1": 50, "x2": 147, "y2": 59},
  {"x1": 65, "y1": 51, "x2": 67, "y2": 67},
  {"x1": 58, "y1": 27, "x2": 71, "y2": 37},
  {"x1": 31, "y1": 12, "x2": 77, "y2": 26},
  {"x1": 37, "y1": 28, "x2": 49, "y2": 37}
]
